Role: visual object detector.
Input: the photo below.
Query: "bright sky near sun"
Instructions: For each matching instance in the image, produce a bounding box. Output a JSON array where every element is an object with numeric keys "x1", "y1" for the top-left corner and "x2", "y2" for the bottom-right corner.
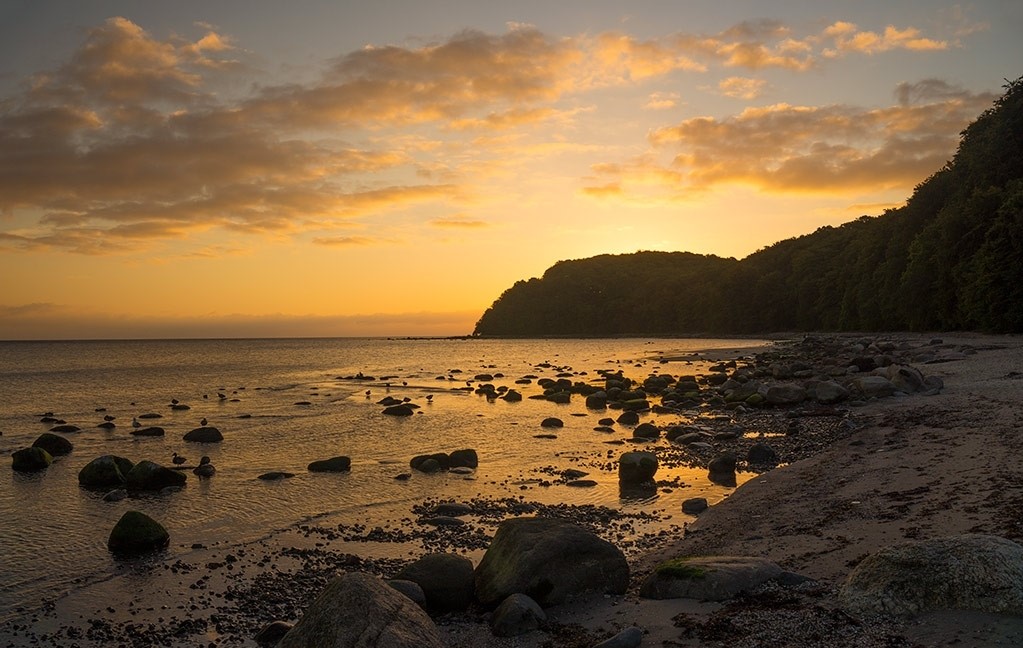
[{"x1": 0, "y1": 0, "x2": 1019, "y2": 339}]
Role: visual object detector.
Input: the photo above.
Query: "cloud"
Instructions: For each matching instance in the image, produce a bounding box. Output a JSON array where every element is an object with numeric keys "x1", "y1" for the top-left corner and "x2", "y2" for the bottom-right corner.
[
  {"x1": 586, "y1": 83, "x2": 996, "y2": 196},
  {"x1": 718, "y1": 77, "x2": 767, "y2": 100},
  {"x1": 428, "y1": 216, "x2": 489, "y2": 228},
  {"x1": 645, "y1": 91, "x2": 680, "y2": 110},
  {"x1": 311, "y1": 235, "x2": 377, "y2": 246},
  {"x1": 821, "y1": 21, "x2": 947, "y2": 57}
]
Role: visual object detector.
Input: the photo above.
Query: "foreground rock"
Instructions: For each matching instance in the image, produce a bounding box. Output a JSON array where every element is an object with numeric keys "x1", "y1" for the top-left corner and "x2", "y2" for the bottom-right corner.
[
  {"x1": 840, "y1": 534, "x2": 1023, "y2": 617},
  {"x1": 279, "y1": 572, "x2": 444, "y2": 648},
  {"x1": 107, "y1": 510, "x2": 170, "y2": 554},
  {"x1": 394, "y1": 553, "x2": 475, "y2": 613},
  {"x1": 474, "y1": 517, "x2": 629, "y2": 607},
  {"x1": 79, "y1": 455, "x2": 134, "y2": 488},
  {"x1": 640, "y1": 556, "x2": 783, "y2": 601}
]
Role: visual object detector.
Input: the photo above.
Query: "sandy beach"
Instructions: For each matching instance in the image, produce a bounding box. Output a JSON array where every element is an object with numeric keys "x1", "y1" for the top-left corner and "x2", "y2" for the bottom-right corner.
[{"x1": 435, "y1": 333, "x2": 1023, "y2": 647}]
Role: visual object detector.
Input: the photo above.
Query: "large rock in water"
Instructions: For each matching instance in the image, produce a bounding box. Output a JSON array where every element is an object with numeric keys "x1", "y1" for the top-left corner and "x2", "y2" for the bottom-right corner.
[
  {"x1": 32, "y1": 432, "x2": 73, "y2": 456},
  {"x1": 11, "y1": 447, "x2": 53, "y2": 472},
  {"x1": 278, "y1": 572, "x2": 443, "y2": 648},
  {"x1": 108, "y1": 510, "x2": 170, "y2": 554},
  {"x1": 183, "y1": 426, "x2": 223, "y2": 443},
  {"x1": 840, "y1": 534, "x2": 1023, "y2": 617},
  {"x1": 639, "y1": 556, "x2": 783, "y2": 601},
  {"x1": 79, "y1": 455, "x2": 134, "y2": 488},
  {"x1": 618, "y1": 451, "x2": 658, "y2": 484},
  {"x1": 474, "y1": 517, "x2": 629, "y2": 607},
  {"x1": 308, "y1": 456, "x2": 352, "y2": 472},
  {"x1": 393, "y1": 553, "x2": 475, "y2": 613},
  {"x1": 125, "y1": 460, "x2": 187, "y2": 491}
]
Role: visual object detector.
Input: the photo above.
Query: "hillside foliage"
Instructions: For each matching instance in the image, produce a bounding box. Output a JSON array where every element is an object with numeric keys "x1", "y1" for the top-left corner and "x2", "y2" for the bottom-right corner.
[{"x1": 474, "y1": 76, "x2": 1023, "y2": 336}]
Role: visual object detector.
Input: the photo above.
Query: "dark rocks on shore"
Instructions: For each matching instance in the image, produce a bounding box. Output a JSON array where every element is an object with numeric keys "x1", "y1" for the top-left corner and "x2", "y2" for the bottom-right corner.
[
  {"x1": 840, "y1": 534, "x2": 1023, "y2": 617},
  {"x1": 411, "y1": 453, "x2": 449, "y2": 473},
  {"x1": 585, "y1": 392, "x2": 607, "y2": 409},
  {"x1": 103, "y1": 488, "x2": 128, "y2": 502},
  {"x1": 449, "y1": 448, "x2": 478, "y2": 469},
  {"x1": 394, "y1": 552, "x2": 475, "y2": 613},
  {"x1": 593, "y1": 626, "x2": 644, "y2": 648},
  {"x1": 383, "y1": 404, "x2": 416, "y2": 416},
  {"x1": 618, "y1": 451, "x2": 658, "y2": 485},
  {"x1": 183, "y1": 426, "x2": 223, "y2": 443},
  {"x1": 258, "y1": 471, "x2": 295, "y2": 480},
  {"x1": 491, "y1": 593, "x2": 546, "y2": 637},
  {"x1": 616, "y1": 411, "x2": 640, "y2": 425},
  {"x1": 307, "y1": 456, "x2": 352, "y2": 472},
  {"x1": 32, "y1": 432, "x2": 73, "y2": 456},
  {"x1": 502, "y1": 389, "x2": 523, "y2": 402},
  {"x1": 126, "y1": 460, "x2": 187, "y2": 491},
  {"x1": 97, "y1": 421, "x2": 116, "y2": 429},
  {"x1": 107, "y1": 510, "x2": 170, "y2": 554},
  {"x1": 79, "y1": 455, "x2": 134, "y2": 488},
  {"x1": 253, "y1": 620, "x2": 293, "y2": 646},
  {"x1": 640, "y1": 556, "x2": 784, "y2": 601},
  {"x1": 540, "y1": 417, "x2": 564, "y2": 428},
  {"x1": 430, "y1": 502, "x2": 473, "y2": 517},
  {"x1": 11, "y1": 447, "x2": 53, "y2": 472},
  {"x1": 387, "y1": 579, "x2": 428, "y2": 608},
  {"x1": 632, "y1": 422, "x2": 660, "y2": 439},
  {"x1": 278, "y1": 572, "x2": 444, "y2": 648},
  {"x1": 474, "y1": 517, "x2": 629, "y2": 607},
  {"x1": 747, "y1": 443, "x2": 779, "y2": 466}
]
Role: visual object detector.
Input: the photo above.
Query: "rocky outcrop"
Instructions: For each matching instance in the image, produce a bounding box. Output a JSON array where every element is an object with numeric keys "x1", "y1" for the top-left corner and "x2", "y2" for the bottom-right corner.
[
  {"x1": 394, "y1": 553, "x2": 475, "y2": 613},
  {"x1": 640, "y1": 556, "x2": 783, "y2": 601},
  {"x1": 840, "y1": 534, "x2": 1023, "y2": 617},
  {"x1": 278, "y1": 572, "x2": 443, "y2": 648},
  {"x1": 474, "y1": 517, "x2": 629, "y2": 607},
  {"x1": 107, "y1": 510, "x2": 170, "y2": 554}
]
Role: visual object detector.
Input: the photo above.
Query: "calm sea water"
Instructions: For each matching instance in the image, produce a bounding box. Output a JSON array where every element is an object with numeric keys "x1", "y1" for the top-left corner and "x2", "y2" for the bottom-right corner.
[{"x1": 0, "y1": 337, "x2": 765, "y2": 625}]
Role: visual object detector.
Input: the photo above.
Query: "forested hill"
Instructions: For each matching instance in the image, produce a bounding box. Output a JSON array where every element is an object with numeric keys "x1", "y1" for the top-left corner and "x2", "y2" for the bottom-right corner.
[{"x1": 473, "y1": 76, "x2": 1023, "y2": 336}]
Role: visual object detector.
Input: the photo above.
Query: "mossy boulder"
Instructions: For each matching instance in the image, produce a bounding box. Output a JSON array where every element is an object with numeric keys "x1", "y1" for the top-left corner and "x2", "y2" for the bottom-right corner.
[
  {"x1": 125, "y1": 460, "x2": 187, "y2": 491},
  {"x1": 32, "y1": 433, "x2": 73, "y2": 456},
  {"x1": 308, "y1": 456, "x2": 352, "y2": 472},
  {"x1": 183, "y1": 426, "x2": 223, "y2": 443},
  {"x1": 640, "y1": 556, "x2": 783, "y2": 601},
  {"x1": 12, "y1": 447, "x2": 53, "y2": 472},
  {"x1": 107, "y1": 510, "x2": 170, "y2": 554},
  {"x1": 79, "y1": 455, "x2": 135, "y2": 488}
]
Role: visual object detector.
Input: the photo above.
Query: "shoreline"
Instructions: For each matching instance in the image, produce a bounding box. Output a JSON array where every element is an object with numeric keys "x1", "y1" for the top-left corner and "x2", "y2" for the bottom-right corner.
[{"x1": 6, "y1": 333, "x2": 1021, "y2": 647}]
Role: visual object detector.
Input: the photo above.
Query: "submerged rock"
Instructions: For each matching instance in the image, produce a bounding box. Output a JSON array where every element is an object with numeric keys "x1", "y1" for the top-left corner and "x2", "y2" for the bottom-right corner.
[
  {"x1": 307, "y1": 456, "x2": 351, "y2": 472},
  {"x1": 32, "y1": 432, "x2": 73, "y2": 456},
  {"x1": 618, "y1": 451, "x2": 658, "y2": 485},
  {"x1": 125, "y1": 460, "x2": 187, "y2": 491},
  {"x1": 108, "y1": 510, "x2": 170, "y2": 554},
  {"x1": 183, "y1": 426, "x2": 223, "y2": 443}
]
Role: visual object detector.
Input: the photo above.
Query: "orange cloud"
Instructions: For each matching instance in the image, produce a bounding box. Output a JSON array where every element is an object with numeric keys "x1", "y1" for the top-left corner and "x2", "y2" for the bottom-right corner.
[
  {"x1": 821, "y1": 21, "x2": 947, "y2": 57},
  {"x1": 429, "y1": 216, "x2": 489, "y2": 228},
  {"x1": 718, "y1": 76, "x2": 767, "y2": 100}
]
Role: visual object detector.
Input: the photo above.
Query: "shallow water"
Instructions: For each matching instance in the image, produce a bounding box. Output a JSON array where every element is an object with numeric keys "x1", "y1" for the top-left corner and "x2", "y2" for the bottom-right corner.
[{"x1": 0, "y1": 337, "x2": 765, "y2": 625}]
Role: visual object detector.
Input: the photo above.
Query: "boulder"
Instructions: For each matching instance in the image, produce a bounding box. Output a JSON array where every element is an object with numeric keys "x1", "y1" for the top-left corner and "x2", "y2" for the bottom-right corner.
[
  {"x1": 682, "y1": 497, "x2": 708, "y2": 514},
  {"x1": 11, "y1": 447, "x2": 52, "y2": 472},
  {"x1": 411, "y1": 453, "x2": 449, "y2": 472},
  {"x1": 764, "y1": 384, "x2": 807, "y2": 406},
  {"x1": 747, "y1": 443, "x2": 779, "y2": 466},
  {"x1": 394, "y1": 553, "x2": 475, "y2": 613},
  {"x1": 278, "y1": 572, "x2": 443, "y2": 648},
  {"x1": 79, "y1": 455, "x2": 134, "y2": 488},
  {"x1": 585, "y1": 393, "x2": 607, "y2": 409},
  {"x1": 849, "y1": 376, "x2": 897, "y2": 399},
  {"x1": 812, "y1": 380, "x2": 849, "y2": 404},
  {"x1": 33, "y1": 433, "x2": 74, "y2": 456},
  {"x1": 183, "y1": 426, "x2": 223, "y2": 443},
  {"x1": 632, "y1": 423, "x2": 660, "y2": 439},
  {"x1": 448, "y1": 448, "x2": 478, "y2": 469},
  {"x1": 131, "y1": 426, "x2": 165, "y2": 437},
  {"x1": 125, "y1": 460, "x2": 187, "y2": 491},
  {"x1": 490, "y1": 593, "x2": 546, "y2": 637},
  {"x1": 884, "y1": 364, "x2": 925, "y2": 393},
  {"x1": 308, "y1": 456, "x2": 352, "y2": 472},
  {"x1": 502, "y1": 389, "x2": 523, "y2": 402},
  {"x1": 254, "y1": 621, "x2": 294, "y2": 646},
  {"x1": 474, "y1": 517, "x2": 629, "y2": 607},
  {"x1": 640, "y1": 556, "x2": 783, "y2": 601},
  {"x1": 707, "y1": 452, "x2": 737, "y2": 486},
  {"x1": 387, "y1": 579, "x2": 427, "y2": 608},
  {"x1": 107, "y1": 510, "x2": 170, "y2": 554},
  {"x1": 383, "y1": 404, "x2": 415, "y2": 416},
  {"x1": 840, "y1": 534, "x2": 1023, "y2": 617},
  {"x1": 618, "y1": 451, "x2": 658, "y2": 485},
  {"x1": 540, "y1": 417, "x2": 564, "y2": 428}
]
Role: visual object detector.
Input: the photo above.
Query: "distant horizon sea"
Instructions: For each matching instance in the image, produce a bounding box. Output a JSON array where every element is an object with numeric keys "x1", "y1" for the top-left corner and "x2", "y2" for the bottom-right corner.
[{"x1": 0, "y1": 336, "x2": 768, "y2": 628}]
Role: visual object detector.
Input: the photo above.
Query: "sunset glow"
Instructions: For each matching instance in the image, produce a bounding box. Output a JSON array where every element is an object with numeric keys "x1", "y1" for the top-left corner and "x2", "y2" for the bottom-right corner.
[{"x1": 0, "y1": 1, "x2": 1018, "y2": 338}]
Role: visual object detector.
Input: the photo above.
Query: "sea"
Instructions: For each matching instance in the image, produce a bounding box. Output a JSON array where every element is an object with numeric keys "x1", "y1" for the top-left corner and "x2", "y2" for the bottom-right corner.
[{"x1": 0, "y1": 337, "x2": 768, "y2": 631}]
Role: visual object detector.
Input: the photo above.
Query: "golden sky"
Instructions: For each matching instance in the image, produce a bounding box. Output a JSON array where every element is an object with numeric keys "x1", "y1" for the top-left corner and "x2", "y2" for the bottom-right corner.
[{"x1": 0, "y1": 1, "x2": 1017, "y2": 338}]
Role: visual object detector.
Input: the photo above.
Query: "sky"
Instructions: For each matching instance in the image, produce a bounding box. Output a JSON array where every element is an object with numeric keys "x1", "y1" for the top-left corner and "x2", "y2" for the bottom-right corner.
[{"x1": 0, "y1": 1, "x2": 1019, "y2": 339}]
